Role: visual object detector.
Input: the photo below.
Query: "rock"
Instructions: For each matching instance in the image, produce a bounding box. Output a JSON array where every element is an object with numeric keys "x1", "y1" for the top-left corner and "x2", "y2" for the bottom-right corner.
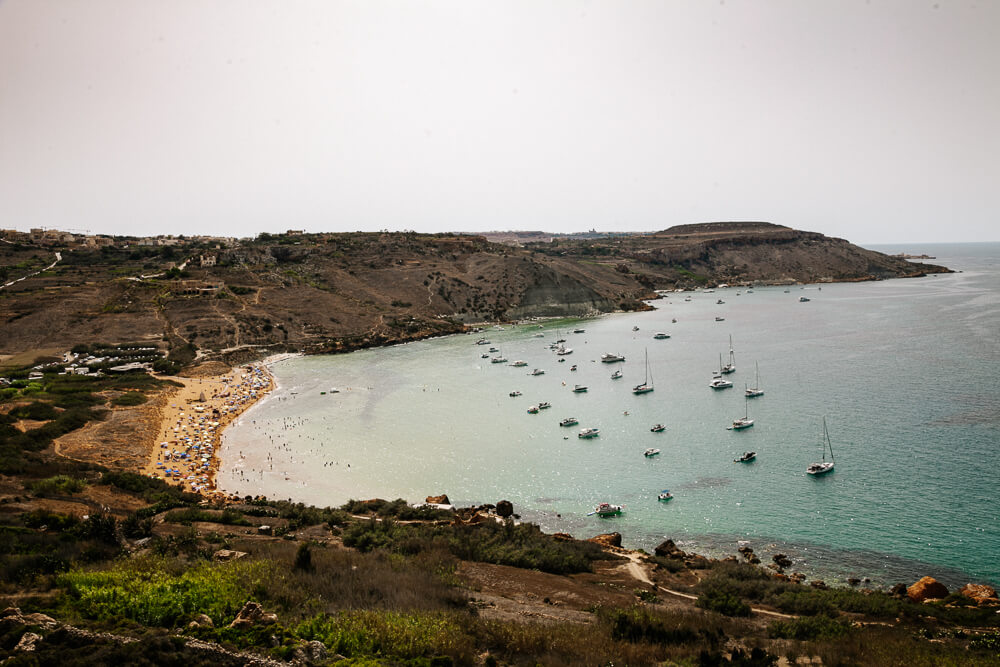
[
  {"x1": 496, "y1": 500, "x2": 514, "y2": 518},
  {"x1": 213, "y1": 549, "x2": 248, "y2": 562},
  {"x1": 21, "y1": 612, "x2": 58, "y2": 629},
  {"x1": 654, "y1": 539, "x2": 687, "y2": 559},
  {"x1": 772, "y1": 553, "x2": 793, "y2": 569},
  {"x1": 192, "y1": 613, "x2": 214, "y2": 628},
  {"x1": 228, "y1": 601, "x2": 276, "y2": 629},
  {"x1": 425, "y1": 494, "x2": 450, "y2": 505},
  {"x1": 810, "y1": 580, "x2": 828, "y2": 590},
  {"x1": 15, "y1": 632, "x2": 41, "y2": 652},
  {"x1": 552, "y1": 532, "x2": 574, "y2": 541},
  {"x1": 847, "y1": 577, "x2": 861, "y2": 587},
  {"x1": 684, "y1": 554, "x2": 710, "y2": 569},
  {"x1": 257, "y1": 525, "x2": 273, "y2": 536},
  {"x1": 587, "y1": 532, "x2": 622, "y2": 549},
  {"x1": 959, "y1": 583, "x2": 999, "y2": 606},
  {"x1": 293, "y1": 640, "x2": 328, "y2": 663},
  {"x1": 747, "y1": 554, "x2": 761, "y2": 565},
  {"x1": 889, "y1": 583, "x2": 908, "y2": 599},
  {"x1": 907, "y1": 576, "x2": 948, "y2": 603},
  {"x1": 789, "y1": 572, "x2": 806, "y2": 584}
]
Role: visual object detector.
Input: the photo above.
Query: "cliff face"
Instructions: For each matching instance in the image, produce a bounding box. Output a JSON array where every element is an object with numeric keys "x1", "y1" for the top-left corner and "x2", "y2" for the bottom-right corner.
[{"x1": 0, "y1": 224, "x2": 949, "y2": 362}]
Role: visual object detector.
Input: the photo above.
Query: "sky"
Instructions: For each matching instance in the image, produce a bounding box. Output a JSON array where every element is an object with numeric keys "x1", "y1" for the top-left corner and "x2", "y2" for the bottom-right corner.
[{"x1": 1, "y1": 1, "x2": 997, "y2": 244}]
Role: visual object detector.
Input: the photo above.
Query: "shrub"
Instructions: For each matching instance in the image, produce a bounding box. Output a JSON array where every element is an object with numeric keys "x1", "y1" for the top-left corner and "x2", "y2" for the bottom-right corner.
[
  {"x1": 28, "y1": 475, "x2": 87, "y2": 497},
  {"x1": 696, "y1": 584, "x2": 752, "y2": 617},
  {"x1": 112, "y1": 392, "x2": 147, "y2": 406},
  {"x1": 769, "y1": 614, "x2": 851, "y2": 640}
]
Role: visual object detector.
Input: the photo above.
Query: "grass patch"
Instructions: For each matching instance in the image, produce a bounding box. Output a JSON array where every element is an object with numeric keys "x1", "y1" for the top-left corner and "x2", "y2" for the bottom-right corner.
[
  {"x1": 111, "y1": 391, "x2": 147, "y2": 406},
  {"x1": 27, "y1": 475, "x2": 87, "y2": 496}
]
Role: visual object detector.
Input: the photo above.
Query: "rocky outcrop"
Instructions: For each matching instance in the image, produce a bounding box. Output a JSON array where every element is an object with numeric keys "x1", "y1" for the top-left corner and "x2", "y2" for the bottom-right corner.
[
  {"x1": 959, "y1": 583, "x2": 999, "y2": 606},
  {"x1": 587, "y1": 532, "x2": 623, "y2": 549},
  {"x1": 654, "y1": 539, "x2": 687, "y2": 559},
  {"x1": 228, "y1": 601, "x2": 277, "y2": 629},
  {"x1": 425, "y1": 494, "x2": 451, "y2": 505},
  {"x1": 907, "y1": 577, "x2": 949, "y2": 603},
  {"x1": 773, "y1": 554, "x2": 793, "y2": 569},
  {"x1": 495, "y1": 499, "x2": 514, "y2": 518}
]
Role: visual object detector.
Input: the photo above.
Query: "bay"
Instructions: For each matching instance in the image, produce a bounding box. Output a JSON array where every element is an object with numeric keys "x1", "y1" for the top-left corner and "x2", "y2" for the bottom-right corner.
[{"x1": 221, "y1": 242, "x2": 1000, "y2": 588}]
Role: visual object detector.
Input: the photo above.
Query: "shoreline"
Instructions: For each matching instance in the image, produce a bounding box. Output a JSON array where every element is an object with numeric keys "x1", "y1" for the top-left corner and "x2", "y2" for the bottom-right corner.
[{"x1": 142, "y1": 358, "x2": 284, "y2": 498}]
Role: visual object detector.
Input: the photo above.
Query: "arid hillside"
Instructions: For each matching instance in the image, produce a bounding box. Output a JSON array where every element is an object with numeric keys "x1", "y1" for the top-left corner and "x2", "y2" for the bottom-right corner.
[{"x1": 1, "y1": 224, "x2": 948, "y2": 364}]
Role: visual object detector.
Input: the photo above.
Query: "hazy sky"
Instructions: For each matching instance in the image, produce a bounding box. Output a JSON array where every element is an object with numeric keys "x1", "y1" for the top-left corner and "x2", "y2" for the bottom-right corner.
[{"x1": 1, "y1": 1, "x2": 997, "y2": 243}]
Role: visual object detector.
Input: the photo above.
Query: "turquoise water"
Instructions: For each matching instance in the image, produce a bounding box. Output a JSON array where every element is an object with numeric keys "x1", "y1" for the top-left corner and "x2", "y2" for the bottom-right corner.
[{"x1": 221, "y1": 243, "x2": 1000, "y2": 588}]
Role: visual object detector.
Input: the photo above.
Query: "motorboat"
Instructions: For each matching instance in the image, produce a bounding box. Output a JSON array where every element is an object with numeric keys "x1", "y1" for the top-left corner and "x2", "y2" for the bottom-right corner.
[
  {"x1": 481, "y1": 353, "x2": 490, "y2": 358},
  {"x1": 526, "y1": 405, "x2": 539, "y2": 414},
  {"x1": 491, "y1": 356, "x2": 507, "y2": 364},
  {"x1": 538, "y1": 401, "x2": 551, "y2": 409},
  {"x1": 475, "y1": 338, "x2": 490, "y2": 345},
  {"x1": 650, "y1": 424, "x2": 665, "y2": 432},
  {"x1": 489, "y1": 347, "x2": 499, "y2": 352},
  {"x1": 653, "y1": 332, "x2": 670, "y2": 339},
  {"x1": 601, "y1": 353, "x2": 625, "y2": 363},
  {"x1": 734, "y1": 451, "x2": 756, "y2": 463},
  {"x1": 591, "y1": 502, "x2": 623, "y2": 516},
  {"x1": 716, "y1": 299, "x2": 725, "y2": 304},
  {"x1": 632, "y1": 326, "x2": 640, "y2": 331},
  {"x1": 577, "y1": 427, "x2": 600, "y2": 438},
  {"x1": 644, "y1": 448, "x2": 660, "y2": 457},
  {"x1": 611, "y1": 370, "x2": 623, "y2": 380},
  {"x1": 530, "y1": 368, "x2": 545, "y2": 376},
  {"x1": 570, "y1": 365, "x2": 577, "y2": 371},
  {"x1": 715, "y1": 317, "x2": 725, "y2": 321},
  {"x1": 657, "y1": 490, "x2": 673, "y2": 501},
  {"x1": 572, "y1": 384, "x2": 588, "y2": 392},
  {"x1": 557, "y1": 346, "x2": 573, "y2": 355},
  {"x1": 511, "y1": 360, "x2": 528, "y2": 367},
  {"x1": 559, "y1": 417, "x2": 578, "y2": 427},
  {"x1": 509, "y1": 391, "x2": 521, "y2": 397},
  {"x1": 573, "y1": 329, "x2": 586, "y2": 334},
  {"x1": 799, "y1": 296, "x2": 811, "y2": 302}
]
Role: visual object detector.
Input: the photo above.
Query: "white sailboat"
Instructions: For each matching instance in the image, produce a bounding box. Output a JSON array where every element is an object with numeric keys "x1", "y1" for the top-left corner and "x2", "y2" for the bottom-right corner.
[
  {"x1": 721, "y1": 335, "x2": 736, "y2": 374},
  {"x1": 745, "y1": 361, "x2": 764, "y2": 398},
  {"x1": 806, "y1": 417, "x2": 836, "y2": 476},
  {"x1": 728, "y1": 394, "x2": 754, "y2": 430},
  {"x1": 632, "y1": 348, "x2": 654, "y2": 394}
]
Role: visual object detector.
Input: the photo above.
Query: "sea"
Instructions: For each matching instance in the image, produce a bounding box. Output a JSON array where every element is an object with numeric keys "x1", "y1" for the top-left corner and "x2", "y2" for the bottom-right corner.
[{"x1": 220, "y1": 242, "x2": 1000, "y2": 589}]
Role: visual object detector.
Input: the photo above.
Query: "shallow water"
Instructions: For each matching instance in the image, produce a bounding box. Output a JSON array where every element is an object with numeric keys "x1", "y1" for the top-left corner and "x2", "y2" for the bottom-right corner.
[{"x1": 221, "y1": 243, "x2": 1000, "y2": 588}]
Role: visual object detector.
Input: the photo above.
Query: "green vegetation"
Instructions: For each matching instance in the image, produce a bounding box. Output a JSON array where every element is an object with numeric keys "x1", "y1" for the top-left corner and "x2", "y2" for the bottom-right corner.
[
  {"x1": 27, "y1": 475, "x2": 87, "y2": 497},
  {"x1": 342, "y1": 516, "x2": 612, "y2": 575},
  {"x1": 111, "y1": 391, "x2": 148, "y2": 406}
]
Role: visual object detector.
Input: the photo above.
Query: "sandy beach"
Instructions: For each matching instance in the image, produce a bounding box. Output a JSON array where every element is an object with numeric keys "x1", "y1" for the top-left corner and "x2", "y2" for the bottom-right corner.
[{"x1": 141, "y1": 361, "x2": 280, "y2": 497}]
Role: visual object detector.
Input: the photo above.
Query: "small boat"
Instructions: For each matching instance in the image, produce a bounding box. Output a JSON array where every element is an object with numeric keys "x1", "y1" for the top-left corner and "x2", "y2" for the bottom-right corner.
[
  {"x1": 799, "y1": 296, "x2": 811, "y2": 302},
  {"x1": 716, "y1": 299, "x2": 725, "y2": 304},
  {"x1": 657, "y1": 490, "x2": 673, "y2": 501},
  {"x1": 572, "y1": 384, "x2": 588, "y2": 392},
  {"x1": 530, "y1": 368, "x2": 545, "y2": 376},
  {"x1": 650, "y1": 424, "x2": 665, "y2": 432},
  {"x1": 611, "y1": 369, "x2": 623, "y2": 380},
  {"x1": 734, "y1": 451, "x2": 756, "y2": 463},
  {"x1": 491, "y1": 356, "x2": 508, "y2": 364},
  {"x1": 644, "y1": 448, "x2": 660, "y2": 457},
  {"x1": 601, "y1": 353, "x2": 626, "y2": 363},
  {"x1": 806, "y1": 417, "x2": 836, "y2": 476},
  {"x1": 591, "y1": 502, "x2": 622, "y2": 516},
  {"x1": 578, "y1": 427, "x2": 600, "y2": 438},
  {"x1": 709, "y1": 374, "x2": 733, "y2": 390},
  {"x1": 632, "y1": 326, "x2": 640, "y2": 331},
  {"x1": 559, "y1": 417, "x2": 579, "y2": 427},
  {"x1": 745, "y1": 361, "x2": 764, "y2": 397},
  {"x1": 784, "y1": 289, "x2": 791, "y2": 293},
  {"x1": 720, "y1": 337, "x2": 736, "y2": 374},
  {"x1": 653, "y1": 332, "x2": 670, "y2": 339},
  {"x1": 481, "y1": 353, "x2": 490, "y2": 358},
  {"x1": 475, "y1": 338, "x2": 490, "y2": 345},
  {"x1": 538, "y1": 401, "x2": 551, "y2": 409},
  {"x1": 715, "y1": 317, "x2": 725, "y2": 321},
  {"x1": 533, "y1": 333, "x2": 545, "y2": 338},
  {"x1": 511, "y1": 360, "x2": 528, "y2": 367},
  {"x1": 329, "y1": 388, "x2": 340, "y2": 393},
  {"x1": 671, "y1": 318, "x2": 677, "y2": 323},
  {"x1": 489, "y1": 347, "x2": 499, "y2": 352},
  {"x1": 684, "y1": 296, "x2": 692, "y2": 301},
  {"x1": 557, "y1": 346, "x2": 573, "y2": 355},
  {"x1": 728, "y1": 396, "x2": 754, "y2": 430},
  {"x1": 632, "y1": 348, "x2": 654, "y2": 394},
  {"x1": 556, "y1": 338, "x2": 566, "y2": 344},
  {"x1": 526, "y1": 405, "x2": 539, "y2": 414},
  {"x1": 509, "y1": 391, "x2": 522, "y2": 397},
  {"x1": 573, "y1": 328, "x2": 586, "y2": 334},
  {"x1": 570, "y1": 364, "x2": 577, "y2": 371}
]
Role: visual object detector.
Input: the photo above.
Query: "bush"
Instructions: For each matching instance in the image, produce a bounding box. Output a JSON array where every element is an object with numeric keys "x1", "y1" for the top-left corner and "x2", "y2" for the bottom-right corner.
[
  {"x1": 28, "y1": 475, "x2": 87, "y2": 497},
  {"x1": 769, "y1": 614, "x2": 851, "y2": 640},
  {"x1": 696, "y1": 584, "x2": 752, "y2": 617},
  {"x1": 112, "y1": 392, "x2": 147, "y2": 406}
]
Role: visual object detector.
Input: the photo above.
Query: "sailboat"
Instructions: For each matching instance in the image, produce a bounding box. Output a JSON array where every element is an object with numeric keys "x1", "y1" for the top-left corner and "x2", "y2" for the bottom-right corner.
[
  {"x1": 632, "y1": 348, "x2": 654, "y2": 394},
  {"x1": 728, "y1": 394, "x2": 754, "y2": 430},
  {"x1": 721, "y1": 335, "x2": 736, "y2": 374},
  {"x1": 806, "y1": 417, "x2": 835, "y2": 476},
  {"x1": 745, "y1": 361, "x2": 764, "y2": 398}
]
